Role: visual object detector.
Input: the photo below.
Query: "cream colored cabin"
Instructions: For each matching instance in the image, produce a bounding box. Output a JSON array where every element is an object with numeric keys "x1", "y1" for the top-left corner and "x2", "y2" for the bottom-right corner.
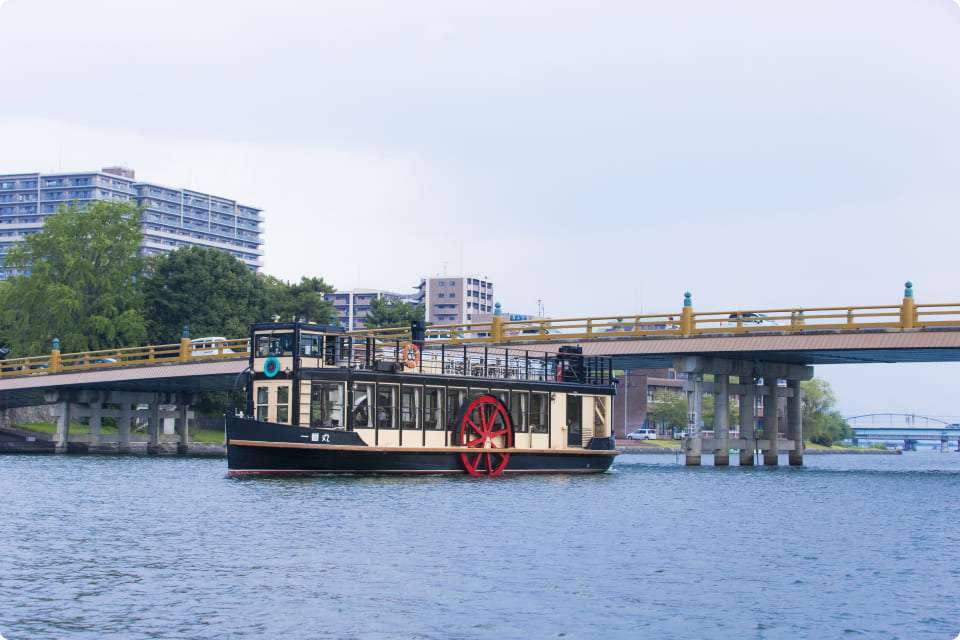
[{"x1": 247, "y1": 323, "x2": 614, "y2": 451}]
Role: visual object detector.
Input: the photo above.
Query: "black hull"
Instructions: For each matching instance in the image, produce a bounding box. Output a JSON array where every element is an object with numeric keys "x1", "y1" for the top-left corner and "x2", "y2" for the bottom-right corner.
[{"x1": 227, "y1": 417, "x2": 616, "y2": 476}]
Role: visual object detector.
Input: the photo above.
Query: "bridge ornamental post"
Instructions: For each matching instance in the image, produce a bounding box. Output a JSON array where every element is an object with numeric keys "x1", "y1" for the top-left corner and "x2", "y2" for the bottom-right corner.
[
  {"x1": 714, "y1": 375, "x2": 730, "y2": 466},
  {"x1": 787, "y1": 380, "x2": 803, "y2": 466},
  {"x1": 491, "y1": 303, "x2": 504, "y2": 343},
  {"x1": 180, "y1": 326, "x2": 191, "y2": 360},
  {"x1": 900, "y1": 281, "x2": 915, "y2": 329},
  {"x1": 739, "y1": 381, "x2": 756, "y2": 466},
  {"x1": 680, "y1": 292, "x2": 694, "y2": 335},
  {"x1": 51, "y1": 338, "x2": 61, "y2": 372},
  {"x1": 762, "y1": 377, "x2": 780, "y2": 465}
]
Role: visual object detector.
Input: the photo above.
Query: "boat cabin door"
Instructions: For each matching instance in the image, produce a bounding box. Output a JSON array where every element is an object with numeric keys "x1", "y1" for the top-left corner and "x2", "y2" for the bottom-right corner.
[{"x1": 567, "y1": 395, "x2": 582, "y2": 447}]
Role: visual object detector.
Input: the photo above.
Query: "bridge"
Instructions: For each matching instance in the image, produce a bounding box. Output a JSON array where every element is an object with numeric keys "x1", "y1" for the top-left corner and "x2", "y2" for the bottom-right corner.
[
  {"x1": 847, "y1": 413, "x2": 960, "y2": 451},
  {"x1": 2, "y1": 282, "x2": 960, "y2": 463}
]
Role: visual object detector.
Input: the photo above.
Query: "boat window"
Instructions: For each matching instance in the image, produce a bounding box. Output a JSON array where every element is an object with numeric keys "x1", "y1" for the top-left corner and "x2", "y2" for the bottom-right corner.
[
  {"x1": 277, "y1": 385, "x2": 290, "y2": 424},
  {"x1": 311, "y1": 382, "x2": 344, "y2": 427},
  {"x1": 377, "y1": 385, "x2": 398, "y2": 429},
  {"x1": 256, "y1": 333, "x2": 294, "y2": 357},
  {"x1": 510, "y1": 392, "x2": 528, "y2": 433},
  {"x1": 424, "y1": 387, "x2": 443, "y2": 430},
  {"x1": 401, "y1": 386, "x2": 421, "y2": 430},
  {"x1": 594, "y1": 396, "x2": 608, "y2": 429},
  {"x1": 530, "y1": 393, "x2": 549, "y2": 433},
  {"x1": 353, "y1": 383, "x2": 374, "y2": 428},
  {"x1": 301, "y1": 334, "x2": 322, "y2": 357},
  {"x1": 566, "y1": 395, "x2": 582, "y2": 446},
  {"x1": 469, "y1": 386, "x2": 489, "y2": 399},
  {"x1": 256, "y1": 386, "x2": 269, "y2": 421},
  {"x1": 325, "y1": 336, "x2": 345, "y2": 365},
  {"x1": 446, "y1": 387, "x2": 466, "y2": 431},
  {"x1": 491, "y1": 389, "x2": 508, "y2": 410}
]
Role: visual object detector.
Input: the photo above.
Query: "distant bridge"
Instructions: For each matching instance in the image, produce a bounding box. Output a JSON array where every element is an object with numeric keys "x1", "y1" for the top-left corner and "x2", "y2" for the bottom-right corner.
[{"x1": 847, "y1": 413, "x2": 960, "y2": 450}]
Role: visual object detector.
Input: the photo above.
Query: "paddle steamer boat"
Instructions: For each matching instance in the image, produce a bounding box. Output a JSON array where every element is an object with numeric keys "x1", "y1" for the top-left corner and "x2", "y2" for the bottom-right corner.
[{"x1": 226, "y1": 319, "x2": 619, "y2": 475}]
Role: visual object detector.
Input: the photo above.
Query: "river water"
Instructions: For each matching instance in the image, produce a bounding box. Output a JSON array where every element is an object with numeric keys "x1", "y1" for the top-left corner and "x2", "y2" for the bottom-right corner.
[{"x1": 0, "y1": 452, "x2": 957, "y2": 640}]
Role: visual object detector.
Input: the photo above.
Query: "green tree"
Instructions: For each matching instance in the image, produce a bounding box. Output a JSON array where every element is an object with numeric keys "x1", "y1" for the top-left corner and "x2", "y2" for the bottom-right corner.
[
  {"x1": 261, "y1": 275, "x2": 337, "y2": 325},
  {"x1": 646, "y1": 388, "x2": 687, "y2": 432},
  {"x1": 0, "y1": 201, "x2": 146, "y2": 355},
  {"x1": 363, "y1": 297, "x2": 425, "y2": 329},
  {"x1": 801, "y1": 378, "x2": 853, "y2": 446},
  {"x1": 142, "y1": 246, "x2": 266, "y2": 344}
]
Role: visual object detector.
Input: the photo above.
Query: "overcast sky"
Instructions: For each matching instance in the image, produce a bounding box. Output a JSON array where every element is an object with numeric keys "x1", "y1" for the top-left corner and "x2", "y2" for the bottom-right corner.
[{"x1": 1, "y1": 0, "x2": 959, "y2": 420}]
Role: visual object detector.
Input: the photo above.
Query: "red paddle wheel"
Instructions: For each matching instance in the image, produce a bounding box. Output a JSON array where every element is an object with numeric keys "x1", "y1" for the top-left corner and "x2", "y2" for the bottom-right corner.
[{"x1": 456, "y1": 395, "x2": 514, "y2": 475}]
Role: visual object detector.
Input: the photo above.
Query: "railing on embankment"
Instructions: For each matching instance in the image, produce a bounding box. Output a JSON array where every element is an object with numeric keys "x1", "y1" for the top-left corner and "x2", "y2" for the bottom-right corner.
[{"x1": 3, "y1": 282, "x2": 957, "y2": 379}]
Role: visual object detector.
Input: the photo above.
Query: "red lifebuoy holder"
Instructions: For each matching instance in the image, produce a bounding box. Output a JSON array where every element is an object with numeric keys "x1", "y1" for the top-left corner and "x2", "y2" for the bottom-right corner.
[
  {"x1": 402, "y1": 343, "x2": 420, "y2": 369},
  {"x1": 455, "y1": 395, "x2": 513, "y2": 475}
]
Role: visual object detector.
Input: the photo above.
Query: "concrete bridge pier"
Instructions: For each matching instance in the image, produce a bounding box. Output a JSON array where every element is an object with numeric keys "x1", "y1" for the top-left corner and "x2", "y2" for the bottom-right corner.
[
  {"x1": 714, "y1": 375, "x2": 730, "y2": 466},
  {"x1": 147, "y1": 395, "x2": 161, "y2": 455},
  {"x1": 118, "y1": 402, "x2": 132, "y2": 454},
  {"x1": 53, "y1": 398, "x2": 71, "y2": 454},
  {"x1": 177, "y1": 393, "x2": 190, "y2": 455},
  {"x1": 684, "y1": 375, "x2": 703, "y2": 466},
  {"x1": 762, "y1": 377, "x2": 780, "y2": 466},
  {"x1": 740, "y1": 382, "x2": 756, "y2": 466},
  {"x1": 88, "y1": 400, "x2": 103, "y2": 452},
  {"x1": 675, "y1": 356, "x2": 813, "y2": 467},
  {"x1": 787, "y1": 380, "x2": 803, "y2": 466}
]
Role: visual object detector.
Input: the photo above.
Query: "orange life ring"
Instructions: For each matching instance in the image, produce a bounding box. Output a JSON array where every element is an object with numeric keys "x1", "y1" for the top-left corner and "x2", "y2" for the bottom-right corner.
[{"x1": 402, "y1": 343, "x2": 420, "y2": 369}]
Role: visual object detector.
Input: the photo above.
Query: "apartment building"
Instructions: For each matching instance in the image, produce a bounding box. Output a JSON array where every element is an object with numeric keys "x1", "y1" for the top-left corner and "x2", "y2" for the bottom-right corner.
[
  {"x1": 417, "y1": 274, "x2": 494, "y2": 324},
  {"x1": 0, "y1": 167, "x2": 263, "y2": 278}
]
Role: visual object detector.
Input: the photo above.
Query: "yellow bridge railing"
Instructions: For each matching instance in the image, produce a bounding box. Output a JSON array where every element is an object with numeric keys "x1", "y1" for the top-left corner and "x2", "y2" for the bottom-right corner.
[
  {"x1": 0, "y1": 337, "x2": 250, "y2": 379},
  {"x1": 3, "y1": 283, "x2": 956, "y2": 379},
  {"x1": 346, "y1": 283, "x2": 955, "y2": 344}
]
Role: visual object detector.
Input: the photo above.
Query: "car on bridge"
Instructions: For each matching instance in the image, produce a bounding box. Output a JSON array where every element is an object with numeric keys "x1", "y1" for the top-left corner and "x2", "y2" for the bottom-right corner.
[
  {"x1": 720, "y1": 312, "x2": 779, "y2": 327},
  {"x1": 190, "y1": 337, "x2": 235, "y2": 356},
  {"x1": 626, "y1": 429, "x2": 657, "y2": 440}
]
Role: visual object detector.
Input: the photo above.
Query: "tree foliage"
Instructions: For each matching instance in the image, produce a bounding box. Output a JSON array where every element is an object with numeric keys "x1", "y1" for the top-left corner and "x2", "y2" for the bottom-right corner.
[
  {"x1": 363, "y1": 297, "x2": 425, "y2": 329},
  {"x1": 142, "y1": 246, "x2": 266, "y2": 344},
  {"x1": 801, "y1": 378, "x2": 852, "y2": 446},
  {"x1": 646, "y1": 387, "x2": 740, "y2": 434},
  {"x1": 261, "y1": 275, "x2": 337, "y2": 325},
  {"x1": 646, "y1": 388, "x2": 687, "y2": 431},
  {"x1": 0, "y1": 201, "x2": 147, "y2": 355}
]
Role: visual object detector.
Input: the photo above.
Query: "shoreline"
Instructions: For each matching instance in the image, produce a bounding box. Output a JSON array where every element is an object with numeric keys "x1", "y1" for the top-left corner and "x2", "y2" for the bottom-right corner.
[{"x1": 616, "y1": 442, "x2": 903, "y2": 455}]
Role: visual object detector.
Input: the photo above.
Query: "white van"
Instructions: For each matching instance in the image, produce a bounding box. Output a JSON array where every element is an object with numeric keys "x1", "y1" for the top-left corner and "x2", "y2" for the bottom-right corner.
[{"x1": 190, "y1": 337, "x2": 233, "y2": 356}]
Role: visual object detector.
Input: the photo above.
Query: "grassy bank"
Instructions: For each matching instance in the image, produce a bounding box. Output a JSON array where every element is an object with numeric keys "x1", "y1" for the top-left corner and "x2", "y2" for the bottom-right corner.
[{"x1": 11, "y1": 422, "x2": 226, "y2": 444}]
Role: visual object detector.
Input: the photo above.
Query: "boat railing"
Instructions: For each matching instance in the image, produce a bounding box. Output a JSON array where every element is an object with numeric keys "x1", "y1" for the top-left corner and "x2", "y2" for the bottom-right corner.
[{"x1": 348, "y1": 337, "x2": 615, "y2": 386}]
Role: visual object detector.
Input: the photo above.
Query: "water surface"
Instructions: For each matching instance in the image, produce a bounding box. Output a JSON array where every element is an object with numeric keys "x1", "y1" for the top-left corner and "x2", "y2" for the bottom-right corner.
[{"x1": 0, "y1": 452, "x2": 957, "y2": 639}]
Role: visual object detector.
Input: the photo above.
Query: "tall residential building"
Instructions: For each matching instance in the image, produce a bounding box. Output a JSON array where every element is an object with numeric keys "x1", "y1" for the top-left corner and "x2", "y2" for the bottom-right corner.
[
  {"x1": 326, "y1": 288, "x2": 419, "y2": 331},
  {"x1": 0, "y1": 166, "x2": 263, "y2": 278},
  {"x1": 417, "y1": 274, "x2": 494, "y2": 324},
  {"x1": 328, "y1": 275, "x2": 496, "y2": 330}
]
